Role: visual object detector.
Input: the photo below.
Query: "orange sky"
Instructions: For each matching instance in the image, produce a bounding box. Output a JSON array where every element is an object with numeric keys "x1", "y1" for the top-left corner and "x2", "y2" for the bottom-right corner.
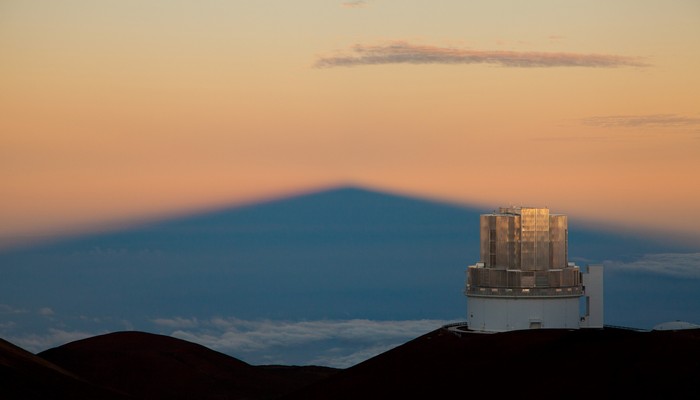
[{"x1": 2, "y1": 0, "x2": 699, "y2": 248}]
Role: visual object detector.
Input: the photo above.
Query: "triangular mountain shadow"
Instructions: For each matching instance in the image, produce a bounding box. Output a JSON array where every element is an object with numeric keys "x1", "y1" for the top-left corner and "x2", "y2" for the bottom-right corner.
[
  {"x1": 1, "y1": 185, "x2": 698, "y2": 356},
  {"x1": 0, "y1": 186, "x2": 486, "y2": 324}
]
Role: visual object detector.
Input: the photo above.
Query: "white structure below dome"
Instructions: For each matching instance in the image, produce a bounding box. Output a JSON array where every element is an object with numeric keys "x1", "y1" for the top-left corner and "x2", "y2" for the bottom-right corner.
[{"x1": 468, "y1": 295, "x2": 581, "y2": 331}]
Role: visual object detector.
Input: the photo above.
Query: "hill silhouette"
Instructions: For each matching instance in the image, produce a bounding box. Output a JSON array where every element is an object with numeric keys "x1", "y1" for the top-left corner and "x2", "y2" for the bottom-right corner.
[
  {"x1": 38, "y1": 331, "x2": 336, "y2": 399},
  {"x1": 0, "y1": 337, "x2": 129, "y2": 399},
  {"x1": 284, "y1": 326, "x2": 700, "y2": 399},
  {"x1": 2, "y1": 327, "x2": 699, "y2": 399}
]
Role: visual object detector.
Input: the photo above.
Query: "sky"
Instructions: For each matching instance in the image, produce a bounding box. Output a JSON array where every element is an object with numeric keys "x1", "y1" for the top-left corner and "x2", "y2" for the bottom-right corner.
[{"x1": 2, "y1": 0, "x2": 700, "y2": 249}]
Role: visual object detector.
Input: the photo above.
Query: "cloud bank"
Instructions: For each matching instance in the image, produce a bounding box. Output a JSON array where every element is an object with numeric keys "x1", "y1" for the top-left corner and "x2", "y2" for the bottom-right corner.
[
  {"x1": 341, "y1": 1, "x2": 370, "y2": 8},
  {"x1": 161, "y1": 317, "x2": 453, "y2": 368},
  {"x1": 314, "y1": 41, "x2": 648, "y2": 68},
  {"x1": 0, "y1": 304, "x2": 27, "y2": 314},
  {"x1": 582, "y1": 114, "x2": 700, "y2": 128},
  {"x1": 7, "y1": 328, "x2": 97, "y2": 353},
  {"x1": 604, "y1": 253, "x2": 700, "y2": 279},
  {"x1": 152, "y1": 317, "x2": 199, "y2": 329}
]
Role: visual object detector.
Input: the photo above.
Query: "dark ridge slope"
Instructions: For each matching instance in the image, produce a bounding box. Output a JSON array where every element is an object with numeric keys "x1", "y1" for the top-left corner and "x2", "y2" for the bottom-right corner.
[
  {"x1": 0, "y1": 338, "x2": 129, "y2": 400},
  {"x1": 284, "y1": 327, "x2": 700, "y2": 399},
  {"x1": 39, "y1": 331, "x2": 337, "y2": 400},
  {"x1": 6, "y1": 327, "x2": 699, "y2": 399}
]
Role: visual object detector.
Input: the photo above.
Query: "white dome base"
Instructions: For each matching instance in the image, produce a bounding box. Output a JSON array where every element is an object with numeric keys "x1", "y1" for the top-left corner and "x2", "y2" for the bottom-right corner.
[{"x1": 467, "y1": 295, "x2": 581, "y2": 332}]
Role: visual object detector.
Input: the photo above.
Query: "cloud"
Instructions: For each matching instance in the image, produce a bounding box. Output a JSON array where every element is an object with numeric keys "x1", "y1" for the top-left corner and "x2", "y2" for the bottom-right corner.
[
  {"x1": 582, "y1": 114, "x2": 700, "y2": 128},
  {"x1": 7, "y1": 328, "x2": 97, "y2": 353},
  {"x1": 341, "y1": 1, "x2": 370, "y2": 8},
  {"x1": 314, "y1": 41, "x2": 648, "y2": 68},
  {"x1": 165, "y1": 317, "x2": 454, "y2": 368},
  {"x1": 38, "y1": 307, "x2": 55, "y2": 316},
  {"x1": 309, "y1": 342, "x2": 401, "y2": 368},
  {"x1": 604, "y1": 253, "x2": 700, "y2": 279},
  {"x1": 0, "y1": 321, "x2": 17, "y2": 329},
  {"x1": 172, "y1": 318, "x2": 432, "y2": 351},
  {"x1": 152, "y1": 317, "x2": 199, "y2": 329},
  {"x1": 0, "y1": 304, "x2": 27, "y2": 314}
]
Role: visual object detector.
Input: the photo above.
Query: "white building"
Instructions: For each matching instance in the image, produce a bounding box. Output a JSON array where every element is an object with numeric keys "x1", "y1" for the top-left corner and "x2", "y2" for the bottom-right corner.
[{"x1": 465, "y1": 207, "x2": 603, "y2": 331}]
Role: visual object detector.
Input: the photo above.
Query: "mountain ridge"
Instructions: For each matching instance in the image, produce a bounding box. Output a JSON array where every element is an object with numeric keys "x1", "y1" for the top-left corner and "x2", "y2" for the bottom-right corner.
[{"x1": 2, "y1": 326, "x2": 699, "y2": 399}]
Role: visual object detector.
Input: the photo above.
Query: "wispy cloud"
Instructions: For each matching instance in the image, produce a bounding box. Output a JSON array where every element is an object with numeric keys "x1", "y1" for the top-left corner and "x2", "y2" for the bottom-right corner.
[
  {"x1": 582, "y1": 114, "x2": 700, "y2": 128},
  {"x1": 0, "y1": 304, "x2": 27, "y2": 314},
  {"x1": 341, "y1": 0, "x2": 370, "y2": 8},
  {"x1": 152, "y1": 317, "x2": 199, "y2": 329},
  {"x1": 604, "y1": 253, "x2": 700, "y2": 279},
  {"x1": 7, "y1": 328, "x2": 97, "y2": 353},
  {"x1": 314, "y1": 41, "x2": 648, "y2": 68},
  {"x1": 38, "y1": 307, "x2": 55, "y2": 316},
  {"x1": 164, "y1": 317, "x2": 452, "y2": 368},
  {"x1": 309, "y1": 342, "x2": 399, "y2": 367}
]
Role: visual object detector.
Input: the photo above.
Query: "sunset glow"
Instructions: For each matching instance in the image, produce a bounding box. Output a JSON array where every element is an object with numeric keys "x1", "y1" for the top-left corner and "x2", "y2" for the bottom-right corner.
[{"x1": 2, "y1": 0, "x2": 699, "y2": 248}]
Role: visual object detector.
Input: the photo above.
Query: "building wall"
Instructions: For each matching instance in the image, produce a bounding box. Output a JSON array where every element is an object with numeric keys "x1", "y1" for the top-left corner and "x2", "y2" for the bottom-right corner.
[
  {"x1": 580, "y1": 265, "x2": 604, "y2": 328},
  {"x1": 549, "y1": 214, "x2": 567, "y2": 268},
  {"x1": 467, "y1": 295, "x2": 581, "y2": 332},
  {"x1": 520, "y1": 208, "x2": 551, "y2": 271}
]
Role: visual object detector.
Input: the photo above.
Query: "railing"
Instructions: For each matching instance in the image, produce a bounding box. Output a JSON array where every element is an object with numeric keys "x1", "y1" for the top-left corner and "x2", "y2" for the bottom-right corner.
[
  {"x1": 467, "y1": 266, "x2": 582, "y2": 289},
  {"x1": 441, "y1": 321, "x2": 469, "y2": 329},
  {"x1": 465, "y1": 285, "x2": 583, "y2": 298},
  {"x1": 603, "y1": 324, "x2": 648, "y2": 332}
]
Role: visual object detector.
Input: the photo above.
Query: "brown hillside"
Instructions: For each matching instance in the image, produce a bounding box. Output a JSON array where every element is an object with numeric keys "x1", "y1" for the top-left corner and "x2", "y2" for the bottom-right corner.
[
  {"x1": 38, "y1": 331, "x2": 337, "y2": 400},
  {"x1": 6, "y1": 327, "x2": 698, "y2": 399},
  {"x1": 284, "y1": 327, "x2": 700, "y2": 399},
  {"x1": 0, "y1": 337, "x2": 129, "y2": 399}
]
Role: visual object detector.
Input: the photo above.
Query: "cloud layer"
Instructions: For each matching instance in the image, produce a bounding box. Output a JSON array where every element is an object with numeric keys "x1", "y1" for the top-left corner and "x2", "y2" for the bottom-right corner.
[
  {"x1": 157, "y1": 317, "x2": 454, "y2": 368},
  {"x1": 341, "y1": 1, "x2": 370, "y2": 8},
  {"x1": 6, "y1": 328, "x2": 96, "y2": 353},
  {"x1": 604, "y1": 253, "x2": 700, "y2": 279},
  {"x1": 582, "y1": 114, "x2": 700, "y2": 128},
  {"x1": 314, "y1": 41, "x2": 648, "y2": 68}
]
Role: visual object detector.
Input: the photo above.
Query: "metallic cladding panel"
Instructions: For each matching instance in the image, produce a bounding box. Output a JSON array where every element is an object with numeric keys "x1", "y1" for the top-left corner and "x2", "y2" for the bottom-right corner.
[
  {"x1": 480, "y1": 215, "x2": 491, "y2": 266},
  {"x1": 520, "y1": 208, "x2": 550, "y2": 271},
  {"x1": 513, "y1": 214, "x2": 521, "y2": 267},
  {"x1": 507, "y1": 270, "x2": 520, "y2": 287},
  {"x1": 479, "y1": 208, "x2": 570, "y2": 271},
  {"x1": 495, "y1": 215, "x2": 511, "y2": 268},
  {"x1": 535, "y1": 208, "x2": 550, "y2": 269},
  {"x1": 520, "y1": 209, "x2": 535, "y2": 270},
  {"x1": 548, "y1": 270, "x2": 561, "y2": 287},
  {"x1": 549, "y1": 215, "x2": 568, "y2": 268}
]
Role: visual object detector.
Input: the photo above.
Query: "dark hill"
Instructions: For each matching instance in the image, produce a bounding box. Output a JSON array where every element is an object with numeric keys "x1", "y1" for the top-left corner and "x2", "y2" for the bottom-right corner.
[
  {"x1": 284, "y1": 326, "x2": 700, "y2": 399},
  {"x1": 0, "y1": 337, "x2": 129, "y2": 399},
  {"x1": 4, "y1": 327, "x2": 700, "y2": 399},
  {"x1": 38, "y1": 331, "x2": 337, "y2": 400}
]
